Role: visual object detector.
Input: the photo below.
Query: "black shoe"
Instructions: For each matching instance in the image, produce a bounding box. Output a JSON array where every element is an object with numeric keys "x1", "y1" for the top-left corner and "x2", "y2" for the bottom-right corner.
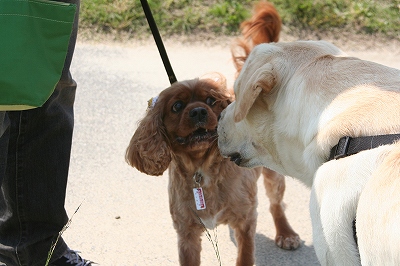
[{"x1": 50, "y1": 249, "x2": 94, "y2": 266}]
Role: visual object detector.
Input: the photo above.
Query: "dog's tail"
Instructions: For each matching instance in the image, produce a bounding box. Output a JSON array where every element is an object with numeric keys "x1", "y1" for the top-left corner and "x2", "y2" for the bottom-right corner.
[{"x1": 232, "y1": 1, "x2": 281, "y2": 76}]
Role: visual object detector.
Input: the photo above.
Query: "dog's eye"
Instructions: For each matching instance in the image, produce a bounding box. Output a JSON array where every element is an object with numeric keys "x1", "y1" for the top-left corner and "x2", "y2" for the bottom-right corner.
[
  {"x1": 172, "y1": 101, "x2": 184, "y2": 113},
  {"x1": 206, "y1": 97, "x2": 216, "y2": 106}
]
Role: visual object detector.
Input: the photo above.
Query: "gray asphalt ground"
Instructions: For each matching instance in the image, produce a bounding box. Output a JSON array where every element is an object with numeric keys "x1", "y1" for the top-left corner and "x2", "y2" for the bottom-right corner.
[{"x1": 63, "y1": 38, "x2": 400, "y2": 265}]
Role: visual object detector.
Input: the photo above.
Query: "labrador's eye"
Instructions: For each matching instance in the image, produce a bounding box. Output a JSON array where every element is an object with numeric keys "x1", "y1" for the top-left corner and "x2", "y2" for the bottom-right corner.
[
  {"x1": 206, "y1": 97, "x2": 216, "y2": 106},
  {"x1": 172, "y1": 101, "x2": 184, "y2": 113}
]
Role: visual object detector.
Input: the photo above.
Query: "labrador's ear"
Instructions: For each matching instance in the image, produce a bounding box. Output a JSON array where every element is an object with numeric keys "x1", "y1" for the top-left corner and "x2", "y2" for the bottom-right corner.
[
  {"x1": 126, "y1": 107, "x2": 171, "y2": 176},
  {"x1": 234, "y1": 63, "x2": 276, "y2": 122}
]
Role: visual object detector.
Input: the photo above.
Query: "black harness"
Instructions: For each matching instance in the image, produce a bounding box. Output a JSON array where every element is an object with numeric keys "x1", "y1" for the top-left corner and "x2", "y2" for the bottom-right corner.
[
  {"x1": 329, "y1": 133, "x2": 400, "y2": 245},
  {"x1": 329, "y1": 134, "x2": 400, "y2": 160}
]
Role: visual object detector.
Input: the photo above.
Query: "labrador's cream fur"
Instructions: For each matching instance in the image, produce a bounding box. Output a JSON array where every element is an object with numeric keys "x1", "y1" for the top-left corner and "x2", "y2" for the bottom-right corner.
[{"x1": 217, "y1": 40, "x2": 400, "y2": 265}]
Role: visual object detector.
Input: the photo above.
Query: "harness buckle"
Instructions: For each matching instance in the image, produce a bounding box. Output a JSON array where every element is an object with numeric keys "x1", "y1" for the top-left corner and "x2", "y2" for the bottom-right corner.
[{"x1": 332, "y1": 136, "x2": 351, "y2": 159}]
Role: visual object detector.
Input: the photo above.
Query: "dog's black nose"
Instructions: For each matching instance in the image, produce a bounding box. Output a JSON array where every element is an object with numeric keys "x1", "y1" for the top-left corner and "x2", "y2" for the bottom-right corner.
[
  {"x1": 229, "y1": 152, "x2": 242, "y2": 166},
  {"x1": 189, "y1": 107, "x2": 207, "y2": 123}
]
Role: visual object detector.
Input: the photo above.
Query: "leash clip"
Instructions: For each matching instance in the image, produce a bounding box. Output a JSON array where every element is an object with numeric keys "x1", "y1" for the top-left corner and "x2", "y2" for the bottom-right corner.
[{"x1": 193, "y1": 172, "x2": 202, "y2": 188}]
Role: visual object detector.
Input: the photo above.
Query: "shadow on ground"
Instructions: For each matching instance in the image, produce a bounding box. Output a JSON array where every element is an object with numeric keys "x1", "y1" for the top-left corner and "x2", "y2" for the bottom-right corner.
[{"x1": 228, "y1": 227, "x2": 320, "y2": 266}]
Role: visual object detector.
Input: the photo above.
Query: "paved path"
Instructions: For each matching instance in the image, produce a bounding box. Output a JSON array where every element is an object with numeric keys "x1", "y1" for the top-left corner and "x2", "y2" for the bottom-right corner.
[{"x1": 63, "y1": 39, "x2": 400, "y2": 265}]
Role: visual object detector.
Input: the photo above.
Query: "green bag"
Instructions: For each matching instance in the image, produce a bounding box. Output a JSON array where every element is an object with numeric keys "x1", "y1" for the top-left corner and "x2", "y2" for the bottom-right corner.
[{"x1": 0, "y1": 0, "x2": 76, "y2": 110}]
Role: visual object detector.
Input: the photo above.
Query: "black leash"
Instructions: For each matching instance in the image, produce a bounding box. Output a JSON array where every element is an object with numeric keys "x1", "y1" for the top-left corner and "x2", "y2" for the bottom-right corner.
[{"x1": 140, "y1": 0, "x2": 177, "y2": 85}]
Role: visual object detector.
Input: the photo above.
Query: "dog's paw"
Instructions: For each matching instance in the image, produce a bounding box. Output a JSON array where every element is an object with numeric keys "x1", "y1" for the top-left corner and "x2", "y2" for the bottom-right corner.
[{"x1": 275, "y1": 234, "x2": 301, "y2": 250}]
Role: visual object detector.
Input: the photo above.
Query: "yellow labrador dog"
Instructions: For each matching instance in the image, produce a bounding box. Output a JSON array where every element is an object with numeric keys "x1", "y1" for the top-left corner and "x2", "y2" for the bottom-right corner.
[{"x1": 217, "y1": 40, "x2": 400, "y2": 265}]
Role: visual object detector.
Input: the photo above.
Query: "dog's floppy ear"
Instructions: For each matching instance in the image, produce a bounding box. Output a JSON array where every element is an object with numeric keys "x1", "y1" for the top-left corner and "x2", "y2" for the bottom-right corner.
[
  {"x1": 125, "y1": 105, "x2": 171, "y2": 176},
  {"x1": 234, "y1": 63, "x2": 276, "y2": 122}
]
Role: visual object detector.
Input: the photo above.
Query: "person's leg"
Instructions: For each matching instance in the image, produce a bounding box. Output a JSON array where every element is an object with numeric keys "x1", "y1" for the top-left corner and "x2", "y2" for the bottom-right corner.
[
  {"x1": 0, "y1": 0, "x2": 81, "y2": 265},
  {"x1": 0, "y1": 111, "x2": 9, "y2": 185},
  {"x1": 0, "y1": 81, "x2": 75, "y2": 266},
  {"x1": 0, "y1": 112, "x2": 8, "y2": 138}
]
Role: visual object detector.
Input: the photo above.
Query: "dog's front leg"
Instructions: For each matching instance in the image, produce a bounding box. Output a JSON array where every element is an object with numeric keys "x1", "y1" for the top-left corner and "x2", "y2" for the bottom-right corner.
[
  {"x1": 232, "y1": 216, "x2": 257, "y2": 266},
  {"x1": 262, "y1": 168, "x2": 301, "y2": 250},
  {"x1": 310, "y1": 187, "x2": 338, "y2": 266},
  {"x1": 175, "y1": 223, "x2": 203, "y2": 266},
  {"x1": 310, "y1": 161, "x2": 363, "y2": 266}
]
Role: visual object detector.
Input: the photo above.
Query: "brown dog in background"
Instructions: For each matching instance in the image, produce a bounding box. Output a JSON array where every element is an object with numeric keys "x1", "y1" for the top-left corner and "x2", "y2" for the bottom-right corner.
[
  {"x1": 126, "y1": 2, "x2": 299, "y2": 265},
  {"x1": 232, "y1": 1, "x2": 281, "y2": 76}
]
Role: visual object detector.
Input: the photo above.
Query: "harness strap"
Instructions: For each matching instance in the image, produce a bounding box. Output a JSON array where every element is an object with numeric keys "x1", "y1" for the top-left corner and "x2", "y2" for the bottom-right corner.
[
  {"x1": 329, "y1": 133, "x2": 400, "y2": 160},
  {"x1": 140, "y1": 0, "x2": 177, "y2": 85}
]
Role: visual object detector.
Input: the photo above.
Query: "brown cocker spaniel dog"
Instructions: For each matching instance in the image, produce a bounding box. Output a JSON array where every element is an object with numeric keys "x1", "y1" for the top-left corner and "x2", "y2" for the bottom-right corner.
[{"x1": 126, "y1": 73, "x2": 300, "y2": 266}]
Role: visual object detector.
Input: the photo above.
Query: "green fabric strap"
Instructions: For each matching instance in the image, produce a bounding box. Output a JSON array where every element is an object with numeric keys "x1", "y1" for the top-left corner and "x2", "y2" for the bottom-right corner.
[{"x1": 0, "y1": 0, "x2": 76, "y2": 110}]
